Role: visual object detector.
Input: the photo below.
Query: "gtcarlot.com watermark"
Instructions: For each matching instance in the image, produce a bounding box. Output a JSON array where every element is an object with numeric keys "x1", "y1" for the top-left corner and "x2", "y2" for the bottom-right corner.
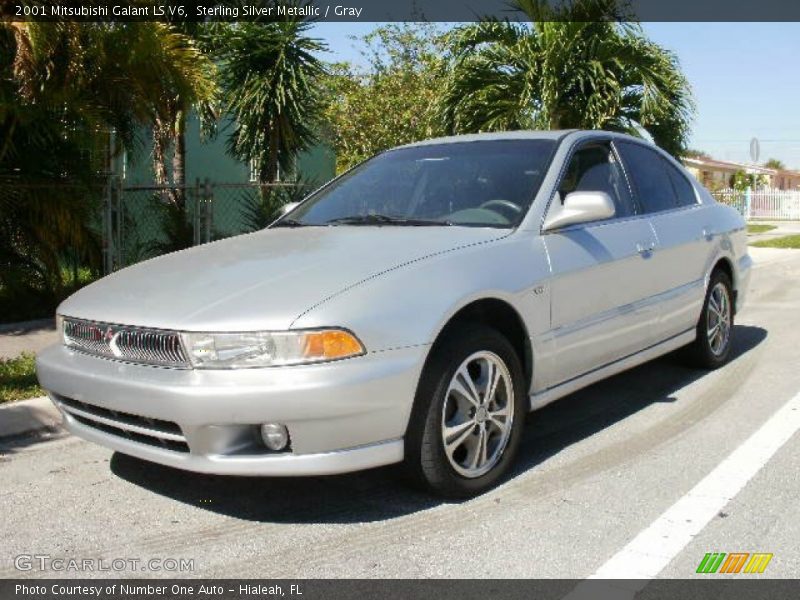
[{"x1": 14, "y1": 554, "x2": 194, "y2": 573}]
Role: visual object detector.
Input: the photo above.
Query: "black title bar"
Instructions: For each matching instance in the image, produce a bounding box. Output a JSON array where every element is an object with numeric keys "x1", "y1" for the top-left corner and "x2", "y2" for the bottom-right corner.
[
  {"x1": 4, "y1": 0, "x2": 800, "y2": 22},
  {"x1": 2, "y1": 580, "x2": 800, "y2": 600}
]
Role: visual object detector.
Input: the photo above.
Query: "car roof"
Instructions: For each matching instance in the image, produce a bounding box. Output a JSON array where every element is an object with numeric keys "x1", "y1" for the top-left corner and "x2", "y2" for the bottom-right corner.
[{"x1": 396, "y1": 129, "x2": 652, "y2": 148}]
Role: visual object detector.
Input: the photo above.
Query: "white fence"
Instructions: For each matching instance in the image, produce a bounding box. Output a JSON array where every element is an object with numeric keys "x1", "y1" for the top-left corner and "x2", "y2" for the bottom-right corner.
[{"x1": 712, "y1": 188, "x2": 800, "y2": 220}]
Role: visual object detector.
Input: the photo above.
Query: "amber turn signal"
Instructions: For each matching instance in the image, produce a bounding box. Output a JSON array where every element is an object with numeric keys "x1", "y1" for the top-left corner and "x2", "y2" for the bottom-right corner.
[{"x1": 302, "y1": 329, "x2": 365, "y2": 360}]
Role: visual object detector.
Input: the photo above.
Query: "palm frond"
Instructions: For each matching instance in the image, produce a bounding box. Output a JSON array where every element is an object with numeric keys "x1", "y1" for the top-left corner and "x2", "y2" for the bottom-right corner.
[
  {"x1": 217, "y1": 21, "x2": 328, "y2": 183},
  {"x1": 438, "y1": 0, "x2": 694, "y2": 155}
]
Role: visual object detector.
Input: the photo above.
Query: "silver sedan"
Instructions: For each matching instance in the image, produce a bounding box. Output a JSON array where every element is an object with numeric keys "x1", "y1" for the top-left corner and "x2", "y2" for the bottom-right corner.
[{"x1": 36, "y1": 130, "x2": 751, "y2": 497}]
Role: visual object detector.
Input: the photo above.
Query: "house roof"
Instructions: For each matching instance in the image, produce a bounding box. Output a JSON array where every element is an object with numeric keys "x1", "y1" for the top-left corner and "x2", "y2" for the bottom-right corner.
[
  {"x1": 683, "y1": 156, "x2": 800, "y2": 177},
  {"x1": 681, "y1": 156, "x2": 776, "y2": 175},
  {"x1": 774, "y1": 168, "x2": 800, "y2": 178}
]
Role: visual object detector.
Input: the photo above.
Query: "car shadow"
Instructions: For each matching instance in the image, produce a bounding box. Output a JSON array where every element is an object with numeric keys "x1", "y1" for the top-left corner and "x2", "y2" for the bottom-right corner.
[
  {"x1": 109, "y1": 324, "x2": 767, "y2": 524},
  {"x1": 511, "y1": 324, "x2": 767, "y2": 478}
]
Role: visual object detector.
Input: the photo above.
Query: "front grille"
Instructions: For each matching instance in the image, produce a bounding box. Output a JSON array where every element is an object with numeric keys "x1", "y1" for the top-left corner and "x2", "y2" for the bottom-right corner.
[
  {"x1": 62, "y1": 317, "x2": 189, "y2": 368},
  {"x1": 56, "y1": 395, "x2": 189, "y2": 453}
]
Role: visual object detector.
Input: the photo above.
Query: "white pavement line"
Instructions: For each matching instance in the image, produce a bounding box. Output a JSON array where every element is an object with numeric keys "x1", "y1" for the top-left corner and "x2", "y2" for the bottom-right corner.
[{"x1": 584, "y1": 389, "x2": 800, "y2": 588}]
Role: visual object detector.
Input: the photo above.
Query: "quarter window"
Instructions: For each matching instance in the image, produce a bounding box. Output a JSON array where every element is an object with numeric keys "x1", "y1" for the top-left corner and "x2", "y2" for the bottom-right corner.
[{"x1": 665, "y1": 163, "x2": 698, "y2": 207}]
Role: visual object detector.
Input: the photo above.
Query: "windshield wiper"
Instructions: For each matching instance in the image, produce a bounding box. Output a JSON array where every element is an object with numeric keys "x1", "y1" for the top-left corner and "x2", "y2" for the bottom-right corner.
[
  {"x1": 325, "y1": 214, "x2": 453, "y2": 226},
  {"x1": 272, "y1": 218, "x2": 308, "y2": 228}
]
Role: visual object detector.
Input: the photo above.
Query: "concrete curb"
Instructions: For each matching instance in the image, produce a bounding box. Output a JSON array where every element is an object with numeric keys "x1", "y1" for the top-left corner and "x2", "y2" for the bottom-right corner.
[
  {"x1": 0, "y1": 318, "x2": 55, "y2": 334},
  {"x1": 0, "y1": 396, "x2": 63, "y2": 440}
]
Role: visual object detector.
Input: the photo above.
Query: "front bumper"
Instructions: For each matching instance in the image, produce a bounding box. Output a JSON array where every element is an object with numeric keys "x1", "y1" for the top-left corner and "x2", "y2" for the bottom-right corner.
[{"x1": 36, "y1": 343, "x2": 427, "y2": 475}]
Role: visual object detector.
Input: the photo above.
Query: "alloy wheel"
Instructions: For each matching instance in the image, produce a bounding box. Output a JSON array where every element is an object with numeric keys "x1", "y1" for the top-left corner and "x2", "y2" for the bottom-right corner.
[
  {"x1": 441, "y1": 351, "x2": 515, "y2": 478},
  {"x1": 707, "y1": 282, "x2": 732, "y2": 356}
]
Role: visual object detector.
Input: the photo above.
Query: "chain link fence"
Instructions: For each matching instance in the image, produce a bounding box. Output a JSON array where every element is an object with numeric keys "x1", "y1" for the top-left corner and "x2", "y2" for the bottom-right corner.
[
  {"x1": 209, "y1": 182, "x2": 311, "y2": 238},
  {"x1": 104, "y1": 180, "x2": 313, "y2": 273}
]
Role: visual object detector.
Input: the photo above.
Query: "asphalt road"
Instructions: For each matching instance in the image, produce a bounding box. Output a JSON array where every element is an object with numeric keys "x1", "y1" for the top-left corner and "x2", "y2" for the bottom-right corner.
[{"x1": 2, "y1": 248, "x2": 799, "y2": 580}]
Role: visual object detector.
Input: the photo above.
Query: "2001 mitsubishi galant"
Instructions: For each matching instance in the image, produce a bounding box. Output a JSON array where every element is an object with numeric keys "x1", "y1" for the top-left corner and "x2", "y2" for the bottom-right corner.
[{"x1": 37, "y1": 130, "x2": 751, "y2": 497}]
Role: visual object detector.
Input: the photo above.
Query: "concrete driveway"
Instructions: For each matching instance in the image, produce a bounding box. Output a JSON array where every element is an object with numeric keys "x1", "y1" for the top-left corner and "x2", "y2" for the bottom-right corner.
[{"x1": 1, "y1": 248, "x2": 799, "y2": 580}]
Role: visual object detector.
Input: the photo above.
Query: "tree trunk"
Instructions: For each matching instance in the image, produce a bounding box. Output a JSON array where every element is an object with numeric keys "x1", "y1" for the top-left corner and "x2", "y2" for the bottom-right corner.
[
  {"x1": 171, "y1": 111, "x2": 186, "y2": 210},
  {"x1": 260, "y1": 125, "x2": 280, "y2": 185},
  {"x1": 152, "y1": 118, "x2": 169, "y2": 187},
  {"x1": 152, "y1": 117, "x2": 172, "y2": 207}
]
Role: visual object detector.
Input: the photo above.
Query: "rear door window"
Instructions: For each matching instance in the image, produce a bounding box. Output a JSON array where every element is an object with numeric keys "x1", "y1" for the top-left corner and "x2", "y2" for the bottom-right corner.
[{"x1": 616, "y1": 141, "x2": 679, "y2": 213}]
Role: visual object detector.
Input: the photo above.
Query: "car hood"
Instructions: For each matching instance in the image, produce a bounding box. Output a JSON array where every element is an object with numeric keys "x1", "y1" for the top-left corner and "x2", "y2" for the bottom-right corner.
[{"x1": 59, "y1": 226, "x2": 509, "y2": 331}]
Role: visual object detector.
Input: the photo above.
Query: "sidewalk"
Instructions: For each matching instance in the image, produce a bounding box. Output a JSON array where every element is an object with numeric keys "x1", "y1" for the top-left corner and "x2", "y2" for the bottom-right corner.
[
  {"x1": 747, "y1": 220, "x2": 800, "y2": 244},
  {"x1": 0, "y1": 318, "x2": 58, "y2": 360},
  {"x1": 0, "y1": 319, "x2": 62, "y2": 439}
]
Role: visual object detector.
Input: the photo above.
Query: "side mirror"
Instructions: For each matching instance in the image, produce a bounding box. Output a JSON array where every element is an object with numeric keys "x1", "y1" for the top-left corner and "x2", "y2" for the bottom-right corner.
[
  {"x1": 542, "y1": 191, "x2": 616, "y2": 231},
  {"x1": 280, "y1": 201, "x2": 301, "y2": 217}
]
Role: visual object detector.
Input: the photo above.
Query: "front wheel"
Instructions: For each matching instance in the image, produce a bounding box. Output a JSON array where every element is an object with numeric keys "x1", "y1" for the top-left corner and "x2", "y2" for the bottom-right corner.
[
  {"x1": 683, "y1": 270, "x2": 735, "y2": 369},
  {"x1": 403, "y1": 325, "x2": 526, "y2": 498}
]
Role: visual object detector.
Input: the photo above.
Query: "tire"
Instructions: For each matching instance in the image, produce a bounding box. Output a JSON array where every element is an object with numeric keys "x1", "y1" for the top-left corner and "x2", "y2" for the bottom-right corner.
[
  {"x1": 403, "y1": 324, "x2": 527, "y2": 498},
  {"x1": 683, "y1": 269, "x2": 735, "y2": 369}
]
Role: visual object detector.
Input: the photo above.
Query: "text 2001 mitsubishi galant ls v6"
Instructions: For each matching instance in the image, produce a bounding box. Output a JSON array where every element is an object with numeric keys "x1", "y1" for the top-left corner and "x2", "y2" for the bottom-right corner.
[{"x1": 37, "y1": 130, "x2": 751, "y2": 497}]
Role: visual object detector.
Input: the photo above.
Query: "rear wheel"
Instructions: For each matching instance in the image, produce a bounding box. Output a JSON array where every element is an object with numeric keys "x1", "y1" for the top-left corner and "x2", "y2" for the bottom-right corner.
[
  {"x1": 404, "y1": 325, "x2": 526, "y2": 498},
  {"x1": 683, "y1": 270, "x2": 734, "y2": 369}
]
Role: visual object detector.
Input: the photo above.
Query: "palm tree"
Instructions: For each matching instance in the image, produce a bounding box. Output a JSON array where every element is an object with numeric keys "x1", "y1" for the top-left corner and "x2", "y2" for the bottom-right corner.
[
  {"x1": 764, "y1": 158, "x2": 785, "y2": 170},
  {"x1": 5, "y1": 22, "x2": 216, "y2": 159},
  {"x1": 1, "y1": 22, "x2": 113, "y2": 304},
  {"x1": 115, "y1": 23, "x2": 218, "y2": 210},
  {"x1": 439, "y1": 0, "x2": 694, "y2": 156},
  {"x1": 147, "y1": 23, "x2": 219, "y2": 209},
  {"x1": 215, "y1": 21, "x2": 327, "y2": 184},
  {"x1": 0, "y1": 22, "x2": 217, "y2": 316}
]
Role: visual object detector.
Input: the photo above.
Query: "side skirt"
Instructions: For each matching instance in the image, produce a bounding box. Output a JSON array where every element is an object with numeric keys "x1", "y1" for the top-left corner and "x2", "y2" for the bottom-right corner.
[{"x1": 529, "y1": 329, "x2": 696, "y2": 412}]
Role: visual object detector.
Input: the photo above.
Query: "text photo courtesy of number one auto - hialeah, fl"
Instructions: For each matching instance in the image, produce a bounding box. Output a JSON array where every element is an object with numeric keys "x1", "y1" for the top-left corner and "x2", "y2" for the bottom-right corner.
[{"x1": 2, "y1": 1, "x2": 800, "y2": 599}]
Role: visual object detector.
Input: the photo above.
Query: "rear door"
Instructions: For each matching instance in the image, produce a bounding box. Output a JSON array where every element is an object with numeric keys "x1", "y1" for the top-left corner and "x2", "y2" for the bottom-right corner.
[
  {"x1": 540, "y1": 141, "x2": 660, "y2": 389},
  {"x1": 615, "y1": 141, "x2": 712, "y2": 343}
]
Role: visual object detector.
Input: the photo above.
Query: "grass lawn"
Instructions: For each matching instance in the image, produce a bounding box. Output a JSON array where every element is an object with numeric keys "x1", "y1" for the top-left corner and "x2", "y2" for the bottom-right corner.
[
  {"x1": 751, "y1": 235, "x2": 800, "y2": 249},
  {"x1": 747, "y1": 224, "x2": 777, "y2": 234},
  {"x1": 0, "y1": 352, "x2": 43, "y2": 403}
]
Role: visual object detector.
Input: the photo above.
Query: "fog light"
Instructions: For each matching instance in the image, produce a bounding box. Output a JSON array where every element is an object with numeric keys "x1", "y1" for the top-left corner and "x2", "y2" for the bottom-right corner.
[{"x1": 260, "y1": 423, "x2": 289, "y2": 451}]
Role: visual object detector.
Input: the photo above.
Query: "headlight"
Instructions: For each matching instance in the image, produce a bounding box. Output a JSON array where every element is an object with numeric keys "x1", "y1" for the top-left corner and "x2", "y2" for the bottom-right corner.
[
  {"x1": 55, "y1": 314, "x2": 64, "y2": 343},
  {"x1": 180, "y1": 329, "x2": 365, "y2": 369}
]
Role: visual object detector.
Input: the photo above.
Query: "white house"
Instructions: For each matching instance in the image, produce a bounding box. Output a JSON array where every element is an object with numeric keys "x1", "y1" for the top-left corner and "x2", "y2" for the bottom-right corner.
[{"x1": 681, "y1": 156, "x2": 800, "y2": 191}]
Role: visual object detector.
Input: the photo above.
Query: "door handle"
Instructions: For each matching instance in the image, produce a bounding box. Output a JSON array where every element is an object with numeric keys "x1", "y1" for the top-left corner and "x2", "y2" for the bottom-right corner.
[{"x1": 636, "y1": 241, "x2": 655, "y2": 256}]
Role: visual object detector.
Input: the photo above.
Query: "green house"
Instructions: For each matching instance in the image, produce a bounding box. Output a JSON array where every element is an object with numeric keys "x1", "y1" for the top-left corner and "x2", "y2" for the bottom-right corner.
[
  {"x1": 106, "y1": 113, "x2": 336, "y2": 269},
  {"x1": 121, "y1": 114, "x2": 336, "y2": 186}
]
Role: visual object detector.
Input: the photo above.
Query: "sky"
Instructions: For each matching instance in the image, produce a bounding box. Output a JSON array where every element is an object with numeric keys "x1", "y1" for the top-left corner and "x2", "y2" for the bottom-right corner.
[{"x1": 311, "y1": 22, "x2": 800, "y2": 169}]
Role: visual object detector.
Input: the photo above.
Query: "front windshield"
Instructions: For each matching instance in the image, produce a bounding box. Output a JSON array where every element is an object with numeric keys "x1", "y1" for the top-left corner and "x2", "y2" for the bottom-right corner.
[{"x1": 280, "y1": 139, "x2": 557, "y2": 228}]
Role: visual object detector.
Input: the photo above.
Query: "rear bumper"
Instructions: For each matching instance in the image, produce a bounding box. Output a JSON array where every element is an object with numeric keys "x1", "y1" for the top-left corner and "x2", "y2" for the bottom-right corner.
[{"x1": 36, "y1": 343, "x2": 427, "y2": 475}]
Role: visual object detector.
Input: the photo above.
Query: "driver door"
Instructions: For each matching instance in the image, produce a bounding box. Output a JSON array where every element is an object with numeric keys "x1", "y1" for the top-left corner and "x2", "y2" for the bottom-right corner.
[{"x1": 539, "y1": 141, "x2": 660, "y2": 389}]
